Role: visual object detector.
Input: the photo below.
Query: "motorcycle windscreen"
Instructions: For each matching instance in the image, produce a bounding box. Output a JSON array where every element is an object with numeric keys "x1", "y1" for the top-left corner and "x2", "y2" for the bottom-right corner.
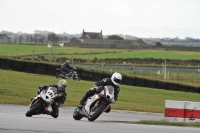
[
  {"x1": 40, "y1": 87, "x2": 58, "y2": 103},
  {"x1": 48, "y1": 87, "x2": 58, "y2": 94},
  {"x1": 105, "y1": 86, "x2": 114, "y2": 95}
]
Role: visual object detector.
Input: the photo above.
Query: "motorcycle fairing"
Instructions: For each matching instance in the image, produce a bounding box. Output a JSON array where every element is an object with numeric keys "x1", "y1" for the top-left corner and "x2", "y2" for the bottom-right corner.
[
  {"x1": 40, "y1": 87, "x2": 58, "y2": 104},
  {"x1": 84, "y1": 94, "x2": 100, "y2": 115}
]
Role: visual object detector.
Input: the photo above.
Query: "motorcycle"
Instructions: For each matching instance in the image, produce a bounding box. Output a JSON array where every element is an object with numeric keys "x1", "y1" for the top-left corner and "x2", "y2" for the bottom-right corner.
[
  {"x1": 73, "y1": 85, "x2": 115, "y2": 122},
  {"x1": 56, "y1": 67, "x2": 80, "y2": 81},
  {"x1": 25, "y1": 86, "x2": 61, "y2": 118}
]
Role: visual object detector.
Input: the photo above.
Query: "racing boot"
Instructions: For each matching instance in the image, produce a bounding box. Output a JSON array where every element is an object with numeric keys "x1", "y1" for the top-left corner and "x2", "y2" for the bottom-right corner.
[
  {"x1": 30, "y1": 97, "x2": 34, "y2": 101},
  {"x1": 30, "y1": 96, "x2": 36, "y2": 101},
  {"x1": 78, "y1": 90, "x2": 95, "y2": 109},
  {"x1": 78, "y1": 94, "x2": 88, "y2": 109}
]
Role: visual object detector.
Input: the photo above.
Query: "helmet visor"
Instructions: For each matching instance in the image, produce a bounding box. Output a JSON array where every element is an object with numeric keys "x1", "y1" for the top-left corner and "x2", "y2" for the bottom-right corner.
[
  {"x1": 59, "y1": 85, "x2": 66, "y2": 90},
  {"x1": 114, "y1": 77, "x2": 121, "y2": 84}
]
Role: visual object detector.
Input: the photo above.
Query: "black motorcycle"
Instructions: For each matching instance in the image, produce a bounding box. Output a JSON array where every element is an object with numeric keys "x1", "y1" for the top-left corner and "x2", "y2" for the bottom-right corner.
[{"x1": 56, "y1": 67, "x2": 80, "y2": 81}]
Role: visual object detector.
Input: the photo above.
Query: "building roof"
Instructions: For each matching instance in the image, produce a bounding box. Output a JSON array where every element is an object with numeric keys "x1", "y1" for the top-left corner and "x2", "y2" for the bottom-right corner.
[
  {"x1": 136, "y1": 39, "x2": 147, "y2": 45},
  {"x1": 80, "y1": 29, "x2": 103, "y2": 39}
]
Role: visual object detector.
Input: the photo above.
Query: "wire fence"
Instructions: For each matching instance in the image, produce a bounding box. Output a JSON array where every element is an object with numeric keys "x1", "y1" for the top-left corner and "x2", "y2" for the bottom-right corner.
[{"x1": 74, "y1": 64, "x2": 200, "y2": 86}]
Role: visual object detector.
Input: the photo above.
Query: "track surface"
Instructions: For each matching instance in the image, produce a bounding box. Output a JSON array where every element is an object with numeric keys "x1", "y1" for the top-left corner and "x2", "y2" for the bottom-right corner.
[{"x1": 0, "y1": 104, "x2": 199, "y2": 133}]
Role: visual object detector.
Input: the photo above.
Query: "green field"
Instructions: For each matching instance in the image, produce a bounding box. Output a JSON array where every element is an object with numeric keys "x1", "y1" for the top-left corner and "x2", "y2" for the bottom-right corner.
[
  {"x1": 0, "y1": 44, "x2": 123, "y2": 56},
  {"x1": 56, "y1": 50, "x2": 200, "y2": 60},
  {"x1": 1, "y1": 44, "x2": 200, "y2": 60},
  {"x1": 1, "y1": 69, "x2": 200, "y2": 113}
]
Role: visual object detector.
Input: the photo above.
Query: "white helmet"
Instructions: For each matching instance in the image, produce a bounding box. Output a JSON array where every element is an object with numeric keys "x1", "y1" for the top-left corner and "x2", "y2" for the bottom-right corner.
[
  {"x1": 111, "y1": 72, "x2": 122, "y2": 86},
  {"x1": 58, "y1": 79, "x2": 67, "y2": 91},
  {"x1": 66, "y1": 60, "x2": 70, "y2": 64}
]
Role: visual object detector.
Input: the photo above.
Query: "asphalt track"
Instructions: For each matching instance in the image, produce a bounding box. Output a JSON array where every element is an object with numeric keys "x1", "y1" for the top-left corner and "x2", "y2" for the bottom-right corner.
[{"x1": 0, "y1": 104, "x2": 199, "y2": 133}]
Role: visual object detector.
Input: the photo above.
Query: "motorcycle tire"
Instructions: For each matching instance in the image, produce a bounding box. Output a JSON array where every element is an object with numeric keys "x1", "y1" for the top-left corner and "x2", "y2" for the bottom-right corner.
[
  {"x1": 77, "y1": 75, "x2": 80, "y2": 81},
  {"x1": 73, "y1": 107, "x2": 83, "y2": 120},
  {"x1": 56, "y1": 72, "x2": 59, "y2": 78},
  {"x1": 88, "y1": 103, "x2": 105, "y2": 121},
  {"x1": 25, "y1": 100, "x2": 43, "y2": 117},
  {"x1": 73, "y1": 75, "x2": 80, "y2": 81}
]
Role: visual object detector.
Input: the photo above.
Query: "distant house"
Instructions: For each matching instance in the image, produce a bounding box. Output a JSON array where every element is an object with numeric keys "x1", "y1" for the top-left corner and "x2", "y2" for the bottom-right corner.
[
  {"x1": 80, "y1": 29, "x2": 103, "y2": 39},
  {"x1": 78, "y1": 29, "x2": 140, "y2": 49},
  {"x1": 136, "y1": 39, "x2": 147, "y2": 46}
]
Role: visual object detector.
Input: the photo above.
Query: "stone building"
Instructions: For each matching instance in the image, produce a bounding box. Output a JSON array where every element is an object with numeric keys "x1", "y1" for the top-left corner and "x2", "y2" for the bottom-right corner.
[
  {"x1": 80, "y1": 29, "x2": 103, "y2": 39},
  {"x1": 78, "y1": 29, "x2": 140, "y2": 49}
]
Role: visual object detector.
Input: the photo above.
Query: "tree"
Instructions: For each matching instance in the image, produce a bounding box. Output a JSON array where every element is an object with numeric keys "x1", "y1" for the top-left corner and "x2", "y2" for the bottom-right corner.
[
  {"x1": 18, "y1": 33, "x2": 23, "y2": 44},
  {"x1": 13, "y1": 34, "x2": 18, "y2": 44},
  {"x1": 33, "y1": 33, "x2": 40, "y2": 43},
  {"x1": 24, "y1": 33, "x2": 30, "y2": 43},
  {"x1": 155, "y1": 42, "x2": 163, "y2": 46},
  {"x1": 5, "y1": 34, "x2": 12, "y2": 43},
  {"x1": 38, "y1": 35, "x2": 45, "y2": 44},
  {"x1": 48, "y1": 33, "x2": 59, "y2": 44},
  {"x1": 0, "y1": 34, "x2": 6, "y2": 43}
]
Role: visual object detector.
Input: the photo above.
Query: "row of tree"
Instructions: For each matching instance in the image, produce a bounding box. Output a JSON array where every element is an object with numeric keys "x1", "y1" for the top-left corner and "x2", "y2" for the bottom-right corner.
[
  {"x1": 0, "y1": 31, "x2": 70, "y2": 44},
  {"x1": 1, "y1": 30, "x2": 199, "y2": 45},
  {"x1": 160, "y1": 37, "x2": 200, "y2": 43},
  {"x1": 0, "y1": 31, "x2": 134, "y2": 45}
]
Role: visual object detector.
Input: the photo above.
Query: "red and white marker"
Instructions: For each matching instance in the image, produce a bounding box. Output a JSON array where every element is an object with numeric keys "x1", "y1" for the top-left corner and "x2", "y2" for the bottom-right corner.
[{"x1": 165, "y1": 100, "x2": 200, "y2": 122}]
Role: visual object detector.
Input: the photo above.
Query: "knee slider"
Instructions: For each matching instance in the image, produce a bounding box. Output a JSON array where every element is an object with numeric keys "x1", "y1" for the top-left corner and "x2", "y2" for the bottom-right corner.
[{"x1": 104, "y1": 106, "x2": 111, "y2": 113}]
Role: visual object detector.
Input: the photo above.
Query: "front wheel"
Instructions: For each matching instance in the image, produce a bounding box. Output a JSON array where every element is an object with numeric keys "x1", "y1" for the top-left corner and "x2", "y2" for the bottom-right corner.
[
  {"x1": 73, "y1": 107, "x2": 83, "y2": 120},
  {"x1": 88, "y1": 103, "x2": 105, "y2": 121},
  {"x1": 73, "y1": 75, "x2": 80, "y2": 81},
  {"x1": 25, "y1": 100, "x2": 43, "y2": 117}
]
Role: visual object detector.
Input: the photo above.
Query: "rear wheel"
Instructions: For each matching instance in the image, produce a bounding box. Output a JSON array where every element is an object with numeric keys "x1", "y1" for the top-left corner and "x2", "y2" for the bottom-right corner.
[
  {"x1": 25, "y1": 100, "x2": 43, "y2": 117},
  {"x1": 73, "y1": 107, "x2": 83, "y2": 120},
  {"x1": 88, "y1": 103, "x2": 105, "y2": 121},
  {"x1": 56, "y1": 72, "x2": 59, "y2": 78}
]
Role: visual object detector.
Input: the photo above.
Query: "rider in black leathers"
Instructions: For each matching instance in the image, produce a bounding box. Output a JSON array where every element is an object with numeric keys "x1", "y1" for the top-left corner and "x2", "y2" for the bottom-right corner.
[
  {"x1": 61, "y1": 60, "x2": 73, "y2": 76},
  {"x1": 33, "y1": 79, "x2": 67, "y2": 118},
  {"x1": 79, "y1": 72, "x2": 122, "y2": 113}
]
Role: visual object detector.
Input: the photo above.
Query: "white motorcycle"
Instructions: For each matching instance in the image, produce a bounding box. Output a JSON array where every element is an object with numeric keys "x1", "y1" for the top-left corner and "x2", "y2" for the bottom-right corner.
[
  {"x1": 73, "y1": 85, "x2": 115, "y2": 121},
  {"x1": 25, "y1": 86, "x2": 61, "y2": 118}
]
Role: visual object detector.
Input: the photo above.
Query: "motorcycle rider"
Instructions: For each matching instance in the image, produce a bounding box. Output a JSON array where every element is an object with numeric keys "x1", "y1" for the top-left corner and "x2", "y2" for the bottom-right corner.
[
  {"x1": 78, "y1": 72, "x2": 122, "y2": 113},
  {"x1": 61, "y1": 60, "x2": 74, "y2": 77},
  {"x1": 32, "y1": 79, "x2": 67, "y2": 118}
]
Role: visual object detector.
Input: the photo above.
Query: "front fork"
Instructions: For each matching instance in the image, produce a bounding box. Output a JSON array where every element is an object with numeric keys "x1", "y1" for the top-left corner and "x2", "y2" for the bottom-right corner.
[
  {"x1": 31, "y1": 96, "x2": 50, "y2": 111},
  {"x1": 92, "y1": 99, "x2": 108, "y2": 112}
]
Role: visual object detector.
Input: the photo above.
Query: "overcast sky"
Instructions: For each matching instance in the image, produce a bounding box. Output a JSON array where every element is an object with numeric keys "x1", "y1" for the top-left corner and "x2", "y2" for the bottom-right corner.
[{"x1": 0, "y1": 0, "x2": 200, "y2": 39}]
